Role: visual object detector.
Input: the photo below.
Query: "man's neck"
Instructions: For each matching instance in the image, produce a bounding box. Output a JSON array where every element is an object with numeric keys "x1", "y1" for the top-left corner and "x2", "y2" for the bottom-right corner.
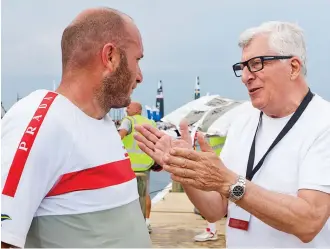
[
  {"x1": 263, "y1": 85, "x2": 310, "y2": 118},
  {"x1": 57, "y1": 73, "x2": 106, "y2": 120}
]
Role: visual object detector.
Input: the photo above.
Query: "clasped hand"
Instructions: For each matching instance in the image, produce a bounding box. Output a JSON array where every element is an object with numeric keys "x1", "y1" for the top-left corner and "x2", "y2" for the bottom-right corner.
[{"x1": 133, "y1": 120, "x2": 236, "y2": 194}]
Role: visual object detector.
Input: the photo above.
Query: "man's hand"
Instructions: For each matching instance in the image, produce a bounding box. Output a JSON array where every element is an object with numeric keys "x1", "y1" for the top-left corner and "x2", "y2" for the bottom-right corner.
[
  {"x1": 134, "y1": 120, "x2": 192, "y2": 166},
  {"x1": 162, "y1": 132, "x2": 237, "y2": 194}
]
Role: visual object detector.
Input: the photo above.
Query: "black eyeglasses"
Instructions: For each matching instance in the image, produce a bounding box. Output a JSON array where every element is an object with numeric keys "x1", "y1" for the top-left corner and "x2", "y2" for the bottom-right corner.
[{"x1": 232, "y1": 55, "x2": 293, "y2": 77}]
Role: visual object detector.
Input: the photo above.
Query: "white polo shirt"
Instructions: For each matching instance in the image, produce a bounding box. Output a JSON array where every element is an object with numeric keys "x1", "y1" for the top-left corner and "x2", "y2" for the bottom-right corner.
[{"x1": 220, "y1": 95, "x2": 330, "y2": 248}]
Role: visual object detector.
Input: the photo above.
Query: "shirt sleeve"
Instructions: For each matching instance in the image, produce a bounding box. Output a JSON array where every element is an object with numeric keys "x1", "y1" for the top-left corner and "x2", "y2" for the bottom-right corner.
[
  {"x1": 118, "y1": 118, "x2": 132, "y2": 135},
  {"x1": 298, "y1": 127, "x2": 330, "y2": 194},
  {"x1": 1, "y1": 115, "x2": 70, "y2": 247}
]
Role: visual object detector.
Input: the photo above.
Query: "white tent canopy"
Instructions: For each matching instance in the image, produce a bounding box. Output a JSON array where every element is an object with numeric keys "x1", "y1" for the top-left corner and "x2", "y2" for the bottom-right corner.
[
  {"x1": 161, "y1": 95, "x2": 251, "y2": 137},
  {"x1": 205, "y1": 101, "x2": 252, "y2": 136}
]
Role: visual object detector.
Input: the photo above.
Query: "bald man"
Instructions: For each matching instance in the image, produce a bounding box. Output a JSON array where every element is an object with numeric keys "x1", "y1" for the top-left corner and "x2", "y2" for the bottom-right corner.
[
  {"x1": 118, "y1": 102, "x2": 143, "y2": 138},
  {"x1": 1, "y1": 8, "x2": 151, "y2": 248},
  {"x1": 118, "y1": 101, "x2": 158, "y2": 233}
]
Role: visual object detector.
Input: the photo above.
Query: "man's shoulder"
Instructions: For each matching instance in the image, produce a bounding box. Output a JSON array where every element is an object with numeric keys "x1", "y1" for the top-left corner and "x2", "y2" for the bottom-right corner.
[
  {"x1": 123, "y1": 116, "x2": 133, "y2": 122},
  {"x1": 3, "y1": 90, "x2": 51, "y2": 117},
  {"x1": 310, "y1": 94, "x2": 330, "y2": 113},
  {"x1": 120, "y1": 117, "x2": 133, "y2": 126},
  {"x1": 304, "y1": 93, "x2": 330, "y2": 126},
  {"x1": 2, "y1": 90, "x2": 74, "y2": 142},
  {"x1": 1, "y1": 91, "x2": 75, "y2": 177},
  {"x1": 3, "y1": 89, "x2": 67, "y2": 118}
]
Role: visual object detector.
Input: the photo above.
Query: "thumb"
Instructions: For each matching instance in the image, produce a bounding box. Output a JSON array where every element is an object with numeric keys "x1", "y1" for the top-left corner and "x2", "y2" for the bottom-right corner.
[
  {"x1": 197, "y1": 133, "x2": 213, "y2": 152},
  {"x1": 179, "y1": 119, "x2": 191, "y2": 144}
]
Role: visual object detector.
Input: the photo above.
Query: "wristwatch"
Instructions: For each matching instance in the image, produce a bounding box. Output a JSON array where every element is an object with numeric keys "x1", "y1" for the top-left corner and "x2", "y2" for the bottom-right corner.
[{"x1": 228, "y1": 175, "x2": 246, "y2": 202}]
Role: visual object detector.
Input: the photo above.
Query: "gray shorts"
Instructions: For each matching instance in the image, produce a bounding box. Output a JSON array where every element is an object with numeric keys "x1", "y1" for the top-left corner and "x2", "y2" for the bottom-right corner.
[
  {"x1": 145, "y1": 170, "x2": 150, "y2": 194},
  {"x1": 134, "y1": 170, "x2": 150, "y2": 195}
]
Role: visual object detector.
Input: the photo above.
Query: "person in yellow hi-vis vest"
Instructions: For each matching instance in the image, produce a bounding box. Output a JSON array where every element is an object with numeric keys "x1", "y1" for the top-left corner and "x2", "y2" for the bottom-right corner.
[
  {"x1": 193, "y1": 133, "x2": 226, "y2": 242},
  {"x1": 118, "y1": 101, "x2": 160, "y2": 234}
]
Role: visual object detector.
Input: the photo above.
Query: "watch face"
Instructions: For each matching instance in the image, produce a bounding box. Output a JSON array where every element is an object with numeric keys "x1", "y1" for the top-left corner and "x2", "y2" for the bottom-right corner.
[{"x1": 233, "y1": 185, "x2": 244, "y2": 197}]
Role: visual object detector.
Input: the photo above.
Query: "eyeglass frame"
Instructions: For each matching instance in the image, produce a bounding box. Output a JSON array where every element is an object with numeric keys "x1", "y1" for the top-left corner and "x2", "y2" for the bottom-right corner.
[{"x1": 232, "y1": 55, "x2": 293, "y2": 77}]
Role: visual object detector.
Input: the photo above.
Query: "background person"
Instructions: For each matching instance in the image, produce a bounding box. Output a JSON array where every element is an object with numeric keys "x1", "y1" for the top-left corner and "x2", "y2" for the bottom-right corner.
[{"x1": 119, "y1": 101, "x2": 158, "y2": 233}]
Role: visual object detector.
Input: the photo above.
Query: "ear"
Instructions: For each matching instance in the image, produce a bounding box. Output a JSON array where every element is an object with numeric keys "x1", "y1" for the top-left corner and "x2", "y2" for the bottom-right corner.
[
  {"x1": 290, "y1": 57, "x2": 302, "y2": 80},
  {"x1": 101, "y1": 43, "x2": 119, "y2": 73}
]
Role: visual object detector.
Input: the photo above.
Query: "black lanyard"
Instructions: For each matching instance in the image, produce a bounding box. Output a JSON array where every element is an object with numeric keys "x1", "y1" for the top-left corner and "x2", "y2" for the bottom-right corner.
[{"x1": 246, "y1": 89, "x2": 314, "y2": 181}]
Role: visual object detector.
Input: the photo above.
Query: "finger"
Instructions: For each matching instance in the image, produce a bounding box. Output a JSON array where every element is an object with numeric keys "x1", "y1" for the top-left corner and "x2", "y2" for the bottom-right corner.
[
  {"x1": 163, "y1": 153, "x2": 199, "y2": 170},
  {"x1": 134, "y1": 133, "x2": 156, "y2": 152},
  {"x1": 137, "y1": 141, "x2": 164, "y2": 166},
  {"x1": 136, "y1": 140, "x2": 154, "y2": 155},
  {"x1": 169, "y1": 147, "x2": 202, "y2": 161},
  {"x1": 179, "y1": 119, "x2": 191, "y2": 144},
  {"x1": 134, "y1": 125, "x2": 160, "y2": 144},
  {"x1": 140, "y1": 124, "x2": 165, "y2": 139},
  {"x1": 163, "y1": 164, "x2": 196, "y2": 178},
  {"x1": 197, "y1": 133, "x2": 213, "y2": 152}
]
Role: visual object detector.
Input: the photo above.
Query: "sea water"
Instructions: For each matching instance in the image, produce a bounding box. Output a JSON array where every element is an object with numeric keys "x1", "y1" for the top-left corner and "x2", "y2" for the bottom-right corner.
[{"x1": 149, "y1": 170, "x2": 171, "y2": 199}]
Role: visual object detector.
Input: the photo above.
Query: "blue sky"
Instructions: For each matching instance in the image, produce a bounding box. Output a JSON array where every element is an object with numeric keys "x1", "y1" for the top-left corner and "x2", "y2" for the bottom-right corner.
[{"x1": 2, "y1": 0, "x2": 330, "y2": 115}]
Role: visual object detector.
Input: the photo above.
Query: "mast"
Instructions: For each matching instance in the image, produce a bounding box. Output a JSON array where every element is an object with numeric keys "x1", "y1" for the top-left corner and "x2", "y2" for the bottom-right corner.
[
  {"x1": 155, "y1": 80, "x2": 164, "y2": 121},
  {"x1": 194, "y1": 76, "x2": 200, "y2": 100},
  {"x1": 16, "y1": 93, "x2": 21, "y2": 102}
]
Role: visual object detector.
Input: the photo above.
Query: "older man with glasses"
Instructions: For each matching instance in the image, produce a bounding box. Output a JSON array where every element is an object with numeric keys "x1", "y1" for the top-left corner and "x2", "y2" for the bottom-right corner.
[{"x1": 134, "y1": 21, "x2": 330, "y2": 248}]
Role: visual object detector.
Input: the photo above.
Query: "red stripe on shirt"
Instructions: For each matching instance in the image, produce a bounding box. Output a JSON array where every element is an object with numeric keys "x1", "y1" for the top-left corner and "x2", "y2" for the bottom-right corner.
[
  {"x1": 46, "y1": 158, "x2": 136, "y2": 197},
  {"x1": 2, "y1": 92, "x2": 58, "y2": 197}
]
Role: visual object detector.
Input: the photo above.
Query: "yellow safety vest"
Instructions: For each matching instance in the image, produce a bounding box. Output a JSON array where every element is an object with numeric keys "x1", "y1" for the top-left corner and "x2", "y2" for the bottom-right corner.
[
  {"x1": 122, "y1": 115, "x2": 156, "y2": 172},
  {"x1": 195, "y1": 135, "x2": 226, "y2": 156}
]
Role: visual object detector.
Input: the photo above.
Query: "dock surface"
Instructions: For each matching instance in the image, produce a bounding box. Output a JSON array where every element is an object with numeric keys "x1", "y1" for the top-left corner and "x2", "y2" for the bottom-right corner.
[{"x1": 150, "y1": 192, "x2": 226, "y2": 248}]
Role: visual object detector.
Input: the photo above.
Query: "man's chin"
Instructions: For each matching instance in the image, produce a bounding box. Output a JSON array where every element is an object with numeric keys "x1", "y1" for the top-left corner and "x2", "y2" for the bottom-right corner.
[
  {"x1": 251, "y1": 98, "x2": 265, "y2": 111},
  {"x1": 112, "y1": 97, "x2": 131, "y2": 109}
]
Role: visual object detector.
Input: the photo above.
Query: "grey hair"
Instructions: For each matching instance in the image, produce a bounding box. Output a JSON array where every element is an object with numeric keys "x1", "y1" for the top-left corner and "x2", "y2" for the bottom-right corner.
[{"x1": 238, "y1": 21, "x2": 307, "y2": 76}]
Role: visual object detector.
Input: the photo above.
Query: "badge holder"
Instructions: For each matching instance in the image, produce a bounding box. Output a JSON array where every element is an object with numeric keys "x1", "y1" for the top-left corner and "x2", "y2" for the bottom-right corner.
[{"x1": 228, "y1": 205, "x2": 251, "y2": 231}]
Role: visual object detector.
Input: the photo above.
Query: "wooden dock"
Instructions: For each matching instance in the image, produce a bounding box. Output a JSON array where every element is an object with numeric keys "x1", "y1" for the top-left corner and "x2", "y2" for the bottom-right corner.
[{"x1": 150, "y1": 192, "x2": 227, "y2": 248}]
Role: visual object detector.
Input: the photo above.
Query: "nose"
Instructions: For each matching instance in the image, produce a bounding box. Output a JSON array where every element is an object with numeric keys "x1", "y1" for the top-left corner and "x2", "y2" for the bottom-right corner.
[
  {"x1": 136, "y1": 65, "x2": 143, "y2": 83},
  {"x1": 241, "y1": 66, "x2": 255, "y2": 85}
]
